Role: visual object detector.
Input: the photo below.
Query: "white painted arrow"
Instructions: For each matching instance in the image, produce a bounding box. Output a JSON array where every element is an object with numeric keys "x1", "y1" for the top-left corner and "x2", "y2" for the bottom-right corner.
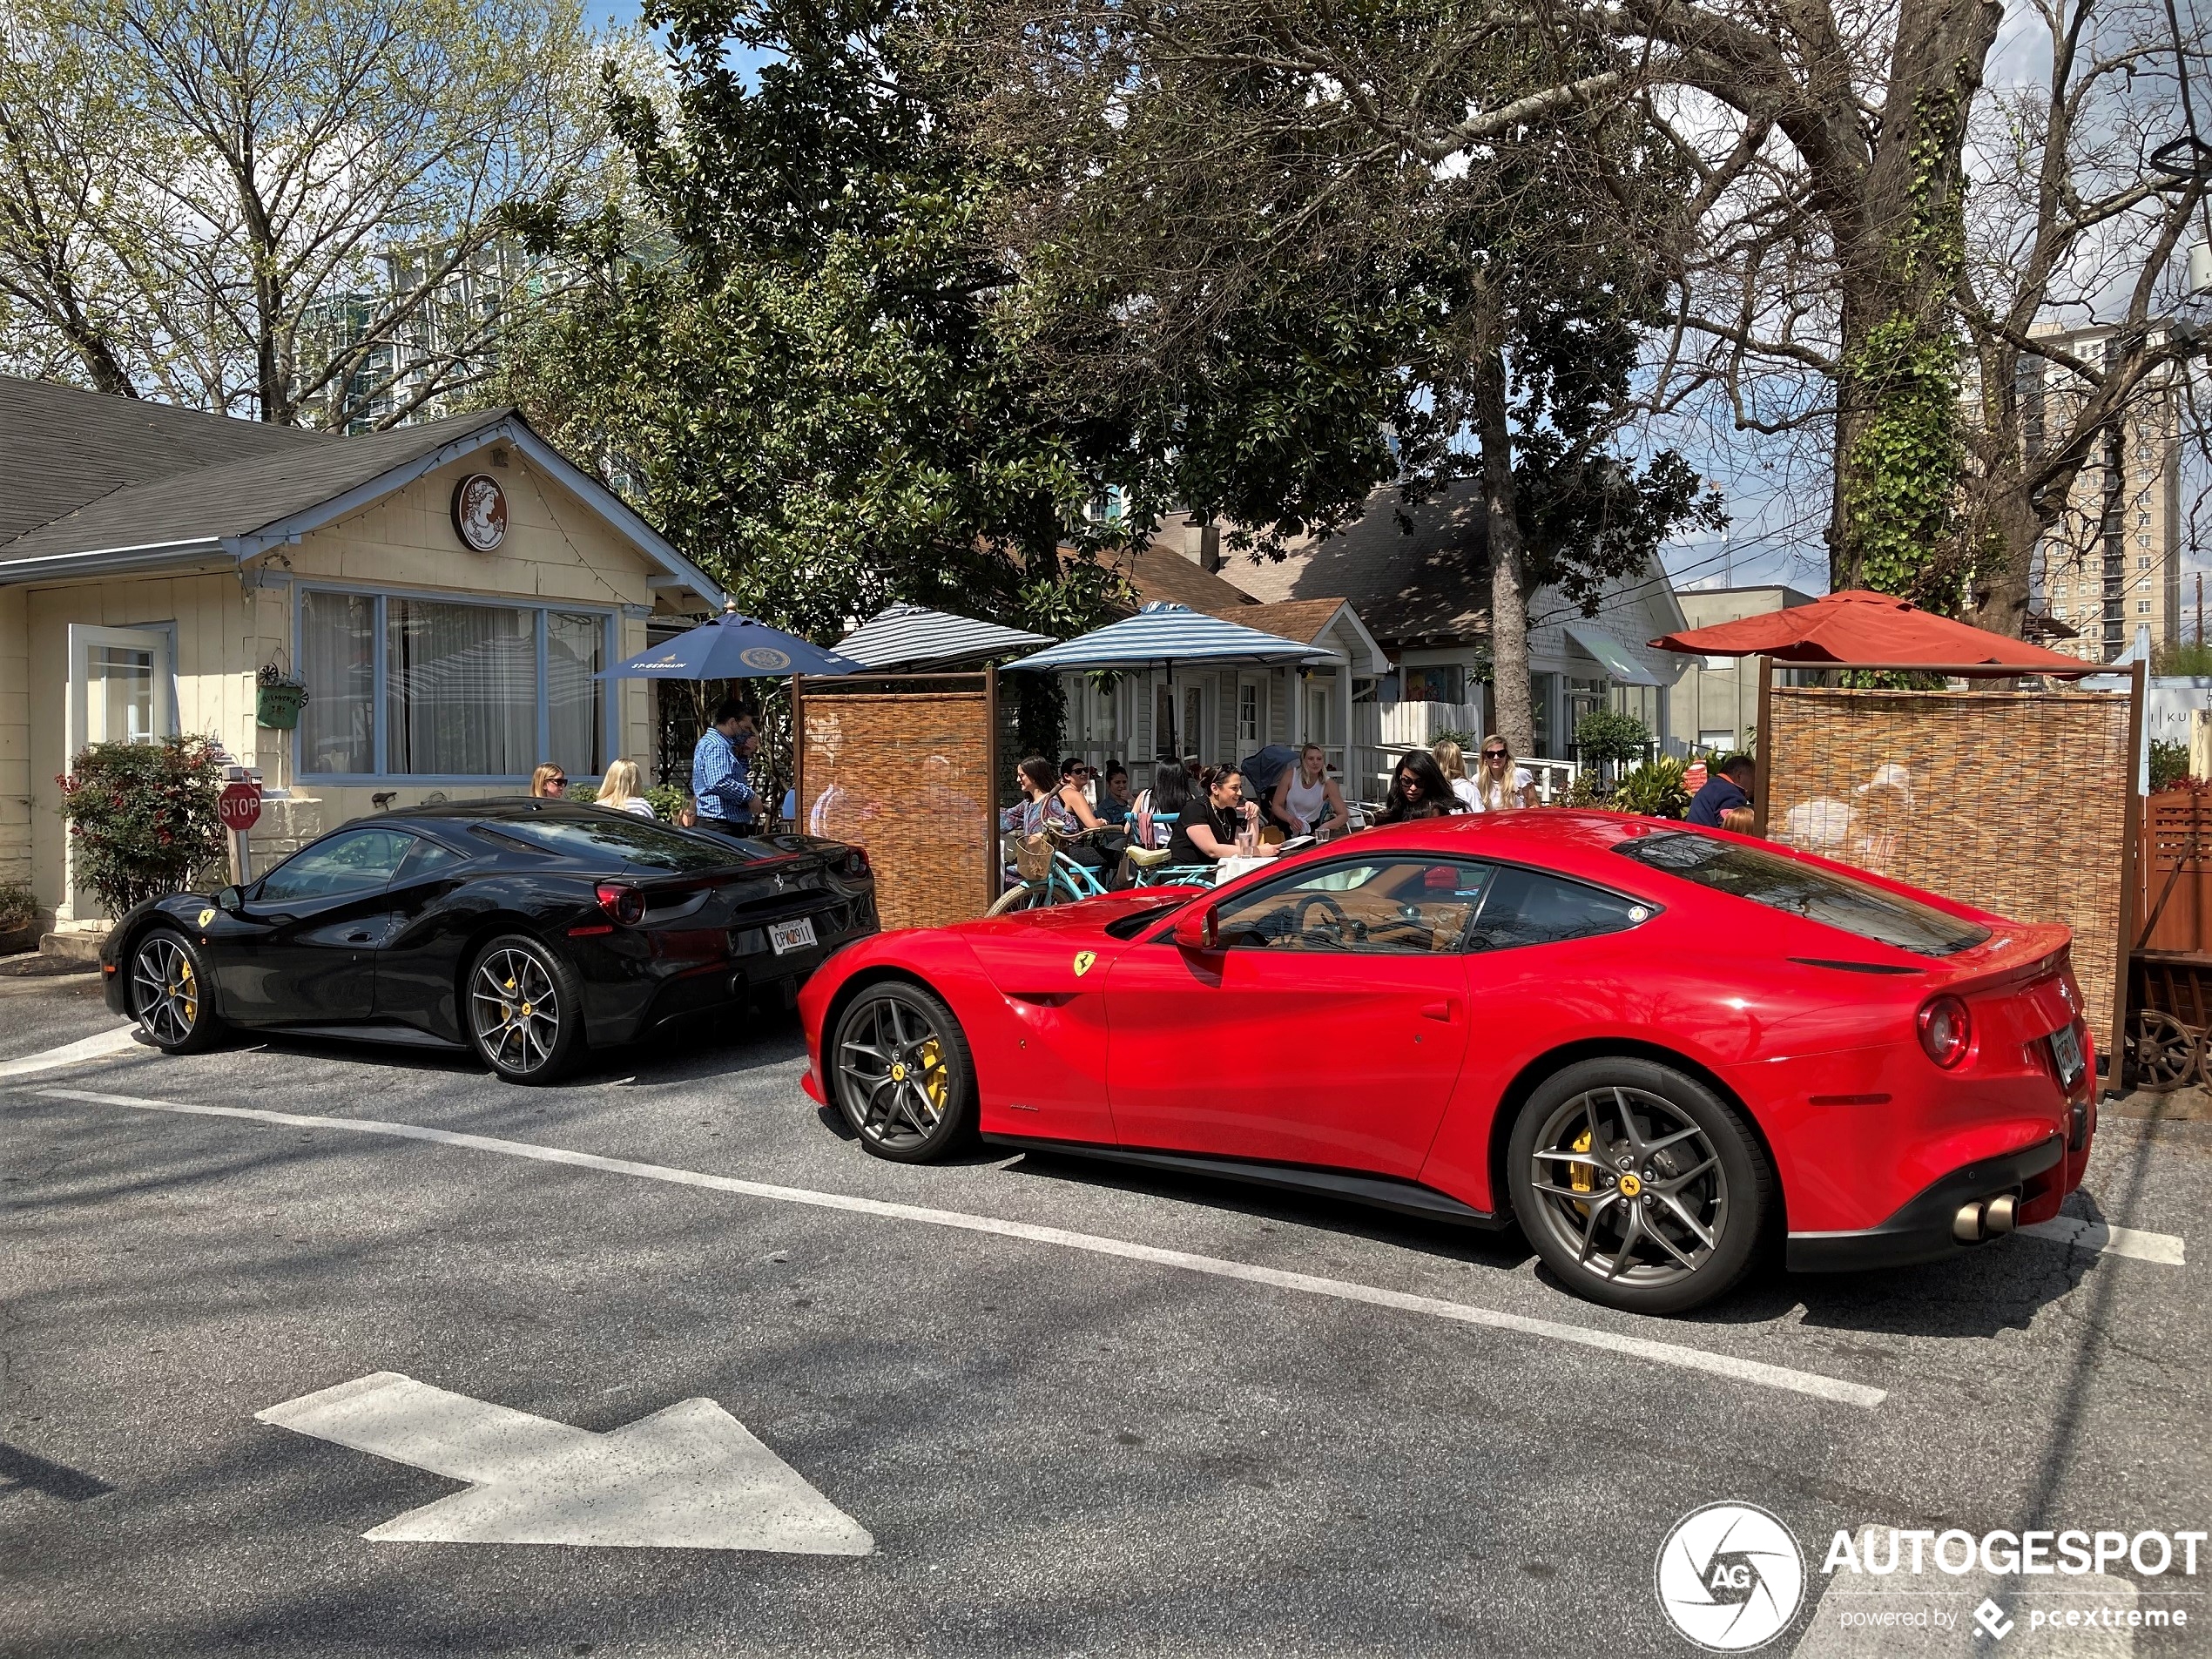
[{"x1": 257, "y1": 1372, "x2": 872, "y2": 1554}]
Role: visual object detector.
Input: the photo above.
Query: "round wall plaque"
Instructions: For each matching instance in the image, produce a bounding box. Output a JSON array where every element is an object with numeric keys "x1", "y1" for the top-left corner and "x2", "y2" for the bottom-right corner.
[{"x1": 451, "y1": 473, "x2": 509, "y2": 552}]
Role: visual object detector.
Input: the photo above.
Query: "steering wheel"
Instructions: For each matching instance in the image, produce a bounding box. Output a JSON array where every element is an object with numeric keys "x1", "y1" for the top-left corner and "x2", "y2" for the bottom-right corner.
[{"x1": 1291, "y1": 892, "x2": 1360, "y2": 947}]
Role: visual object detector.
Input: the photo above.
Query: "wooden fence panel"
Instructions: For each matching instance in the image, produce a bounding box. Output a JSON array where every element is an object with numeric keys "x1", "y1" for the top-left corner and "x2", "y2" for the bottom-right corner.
[
  {"x1": 1762, "y1": 682, "x2": 2136, "y2": 1071},
  {"x1": 794, "y1": 675, "x2": 997, "y2": 931}
]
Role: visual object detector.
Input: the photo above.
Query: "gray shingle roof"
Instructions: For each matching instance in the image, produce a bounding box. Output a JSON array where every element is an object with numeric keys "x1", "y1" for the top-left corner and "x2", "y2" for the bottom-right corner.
[
  {"x1": 0, "y1": 395, "x2": 509, "y2": 566},
  {"x1": 0, "y1": 374, "x2": 327, "y2": 545},
  {"x1": 1218, "y1": 481, "x2": 1492, "y2": 648}
]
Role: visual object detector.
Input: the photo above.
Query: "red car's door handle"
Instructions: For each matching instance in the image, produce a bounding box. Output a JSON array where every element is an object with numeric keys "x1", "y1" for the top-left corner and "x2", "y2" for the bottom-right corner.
[{"x1": 1420, "y1": 1000, "x2": 1459, "y2": 1023}]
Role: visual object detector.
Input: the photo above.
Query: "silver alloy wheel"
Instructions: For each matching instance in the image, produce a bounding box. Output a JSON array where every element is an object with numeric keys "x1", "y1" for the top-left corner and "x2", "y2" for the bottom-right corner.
[
  {"x1": 132, "y1": 934, "x2": 199, "y2": 1046},
  {"x1": 837, "y1": 994, "x2": 952, "y2": 1150},
  {"x1": 470, "y1": 946, "x2": 562, "y2": 1075},
  {"x1": 1526, "y1": 1084, "x2": 1728, "y2": 1288}
]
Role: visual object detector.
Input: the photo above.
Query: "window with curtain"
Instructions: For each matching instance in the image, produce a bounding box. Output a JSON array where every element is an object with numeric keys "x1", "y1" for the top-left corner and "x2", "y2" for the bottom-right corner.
[
  {"x1": 386, "y1": 598, "x2": 536, "y2": 776},
  {"x1": 297, "y1": 590, "x2": 612, "y2": 778},
  {"x1": 300, "y1": 590, "x2": 374, "y2": 773},
  {"x1": 547, "y1": 611, "x2": 604, "y2": 776}
]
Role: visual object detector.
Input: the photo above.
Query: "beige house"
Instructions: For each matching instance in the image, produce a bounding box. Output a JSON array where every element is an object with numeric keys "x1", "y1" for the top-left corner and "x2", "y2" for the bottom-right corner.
[{"x1": 0, "y1": 378, "x2": 721, "y2": 935}]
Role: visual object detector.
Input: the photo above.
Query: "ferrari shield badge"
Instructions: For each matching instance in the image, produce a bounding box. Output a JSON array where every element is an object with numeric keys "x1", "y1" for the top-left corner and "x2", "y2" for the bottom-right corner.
[
  {"x1": 1072, "y1": 950, "x2": 1096, "y2": 978},
  {"x1": 196, "y1": 907, "x2": 216, "y2": 929}
]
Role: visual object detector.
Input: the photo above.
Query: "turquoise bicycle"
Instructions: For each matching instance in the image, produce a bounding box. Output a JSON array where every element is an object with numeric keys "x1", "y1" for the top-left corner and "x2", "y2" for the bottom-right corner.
[{"x1": 988, "y1": 822, "x2": 1214, "y2": 915}]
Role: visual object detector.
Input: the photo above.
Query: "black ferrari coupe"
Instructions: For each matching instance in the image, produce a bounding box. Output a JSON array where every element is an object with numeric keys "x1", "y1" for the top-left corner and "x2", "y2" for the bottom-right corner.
[{"x1": 100, "y1": 801, "x2": 879, "y2": 1082}]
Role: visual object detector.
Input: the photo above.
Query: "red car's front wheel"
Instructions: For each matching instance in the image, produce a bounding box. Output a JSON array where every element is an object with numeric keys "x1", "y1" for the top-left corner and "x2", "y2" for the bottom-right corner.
[
  {"x1": 831, "y1": 981, "x2": 977, "y2": 1162},
  {"x1": 1508, "y1": 1058, "x2": 1771, "y2": 1314}
]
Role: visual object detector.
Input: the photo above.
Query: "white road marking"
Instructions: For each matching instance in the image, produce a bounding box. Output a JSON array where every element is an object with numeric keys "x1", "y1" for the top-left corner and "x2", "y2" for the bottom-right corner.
[
  {"x1": 0, "y1": 1025, "x2": 141, "y2": 1080},
  {"x1": 2020, "y1": 1215, "x2": 2186, "y2": 1267},
  {"x1": 36, "y1": 1087, "x2": 1885, "y2": 1409},
  {"x1": 258, "y1": 1371, "x2": 872, "y2": 1553}
]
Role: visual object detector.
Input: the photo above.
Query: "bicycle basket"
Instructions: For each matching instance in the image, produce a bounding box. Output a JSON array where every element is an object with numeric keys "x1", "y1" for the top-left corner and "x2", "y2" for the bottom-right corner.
[{"x1": 1014, "y1": 833, "x2": 1055, "y2": 881}]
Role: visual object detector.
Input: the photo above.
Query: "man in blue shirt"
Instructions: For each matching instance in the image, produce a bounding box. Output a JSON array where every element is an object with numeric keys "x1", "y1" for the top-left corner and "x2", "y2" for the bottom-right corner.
[
  {"x1": 1686, "y1": 753, "x2": 1756, "y2": 831},
  {"x1": 691, "y1": 698, "x2": 760, "y2": 834}
]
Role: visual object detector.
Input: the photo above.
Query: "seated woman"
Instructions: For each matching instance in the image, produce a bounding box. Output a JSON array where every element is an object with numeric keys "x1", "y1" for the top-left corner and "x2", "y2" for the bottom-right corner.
[
  {"x1": 1270, "y1": 743, "x2": 1349, "y2": 840},
  {"x1": 1168, "y1": 763, "x2": 1282, "y2": 867},
  {"x1": 1131, "y1": 760, "x2": 1190, "y2": 850},
  {"x1": 1374, "y1": 750, "x2": 1467, "y2": 825},
  {"x1": 1467, "y1": 737, "x2": 1541, "y2": 811},
  {"x1": 1001, "y1": 754, "x2": 1113, "y2": 884},
  {"x1": 1055, "y1": 756, "x2": 1127, "y2": 863},
  {"x1": 594, "y1": 758, "x2": 658, "y2": 818}
]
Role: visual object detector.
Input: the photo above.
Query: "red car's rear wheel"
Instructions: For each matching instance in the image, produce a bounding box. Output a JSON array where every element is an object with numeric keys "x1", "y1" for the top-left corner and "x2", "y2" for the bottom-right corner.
[
  {"x1": 1508, "y1": 1058, "x2": 1770, "y2": 1314},
  {"x1": 832, "y1": 981, "x2": 976, "y2": 1162}
]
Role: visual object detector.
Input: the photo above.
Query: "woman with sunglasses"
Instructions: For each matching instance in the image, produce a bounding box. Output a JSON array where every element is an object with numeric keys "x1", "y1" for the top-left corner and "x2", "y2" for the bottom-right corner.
[
  {"x1": 1168, "y1": 763, "x2": 1280, "y2": 866},
  {"x1": 1374, "y1": 750, "x2": 1466, "y2": 825},
  {"x1": 529, "y1": 763, "x2": 568, "y2": 799},
  {"x1": 1468, "y1": 737, "x2": 1540, "y2": 812}
]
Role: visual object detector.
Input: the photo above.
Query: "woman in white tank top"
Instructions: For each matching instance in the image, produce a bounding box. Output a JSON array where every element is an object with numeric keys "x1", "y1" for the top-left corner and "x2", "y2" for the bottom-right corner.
[{"x1": 1271, "y1": 743, "x2": 1348, "y2": 839}]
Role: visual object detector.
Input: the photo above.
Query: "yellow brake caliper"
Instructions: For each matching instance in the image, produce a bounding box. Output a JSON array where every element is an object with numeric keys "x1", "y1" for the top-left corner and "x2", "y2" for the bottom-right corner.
[
  {"x1": 916, "y1": 1036, "x2": 948, "y2": 1111},
  {"x1": 173, "y1": 959, "x2": 197, "y2": 1022},
  {"x1": 1569, "y1": 1125, "x2": 1595, "y2": 1211}
]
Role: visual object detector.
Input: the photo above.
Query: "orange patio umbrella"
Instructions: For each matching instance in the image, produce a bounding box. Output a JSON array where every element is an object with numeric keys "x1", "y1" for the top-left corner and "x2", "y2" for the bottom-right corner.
[{"x1": 1649, "y1": 590, "x2": 2093, "y2": 673}]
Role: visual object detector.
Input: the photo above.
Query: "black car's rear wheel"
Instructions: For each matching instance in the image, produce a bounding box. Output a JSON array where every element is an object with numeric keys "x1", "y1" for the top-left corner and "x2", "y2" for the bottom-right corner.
[
  {"x1": 130, "y1": 927, "x2": 226, "y2": 1053},
  {"x1": 830, "y1": 981, "x2": 975, "y2": 1161},
  {"x1": 1508, "y1": 1057, "x2": 1770, "y2": 1315},
  {"x1": 468, "y1": 934, "x2": 583, "y2": 1084}
]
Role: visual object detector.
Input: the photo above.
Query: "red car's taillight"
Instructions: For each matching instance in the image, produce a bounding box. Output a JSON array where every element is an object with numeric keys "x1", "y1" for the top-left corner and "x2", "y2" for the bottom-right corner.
[
  {"x1": 1918, "y1": 994, "x2": 1973, "y2": 1068},
  {"x1": 595, "y1": 881, "x2": 645, "y2": 926}
]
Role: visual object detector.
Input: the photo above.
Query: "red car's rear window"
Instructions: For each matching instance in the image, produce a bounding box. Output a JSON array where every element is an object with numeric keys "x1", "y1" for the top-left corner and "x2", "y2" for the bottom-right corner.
[{"x1": 1613, "y1": 830, "x2": 1991, "y2": 958}]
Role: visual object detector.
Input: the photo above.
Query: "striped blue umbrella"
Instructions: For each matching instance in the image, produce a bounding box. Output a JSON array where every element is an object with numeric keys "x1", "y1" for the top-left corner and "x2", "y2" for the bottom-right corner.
[{"x1": 999, "y1": 603, "x2": 1332, "y2": 671}]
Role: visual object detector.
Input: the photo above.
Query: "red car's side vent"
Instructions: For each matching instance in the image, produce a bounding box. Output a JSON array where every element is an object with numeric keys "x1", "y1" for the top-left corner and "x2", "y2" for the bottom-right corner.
[{"x1": 1789, "y1": 957, "x2": 1923, "y2": 975}]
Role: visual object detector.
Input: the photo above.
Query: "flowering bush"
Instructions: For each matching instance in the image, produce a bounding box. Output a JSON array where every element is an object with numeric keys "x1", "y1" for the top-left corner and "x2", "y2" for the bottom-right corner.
[{"x1": 57, "y1": 736, "x2": 227, "y2": 916}]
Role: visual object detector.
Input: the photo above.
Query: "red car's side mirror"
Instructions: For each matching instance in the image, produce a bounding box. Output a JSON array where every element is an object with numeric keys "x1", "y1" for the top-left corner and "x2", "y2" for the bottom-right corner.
[{"x1": 1170, "y1": 906, "x2": 1218, "y2": 952}]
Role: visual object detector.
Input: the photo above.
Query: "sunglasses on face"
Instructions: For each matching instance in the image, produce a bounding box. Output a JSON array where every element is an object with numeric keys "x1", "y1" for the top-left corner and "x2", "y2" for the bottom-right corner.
[
  {"x1": 546, "y1": 776, "x2": 568, "y2": 786},
  {"x1": 1483, "y1": 752, "x2": 1507, "y2": 761}
]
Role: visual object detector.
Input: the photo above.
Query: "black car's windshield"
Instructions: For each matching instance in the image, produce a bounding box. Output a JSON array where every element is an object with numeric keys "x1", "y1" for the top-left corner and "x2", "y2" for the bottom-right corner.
[
  {"x1": 1612, "y1": 830, "x2": 1989, "y2": 957},
  {"x1": 489, "y1": 814, "x2": 743, "y2": 873}
]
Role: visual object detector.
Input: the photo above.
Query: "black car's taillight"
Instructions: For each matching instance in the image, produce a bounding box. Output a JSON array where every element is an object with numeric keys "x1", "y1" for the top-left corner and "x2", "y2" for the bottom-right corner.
[
  {"x1": 595, "y1": 881, "x2": 645, "y2": 926},
  {"x1": 842, "y1": 847, "x2": 870, "y2": 880}
]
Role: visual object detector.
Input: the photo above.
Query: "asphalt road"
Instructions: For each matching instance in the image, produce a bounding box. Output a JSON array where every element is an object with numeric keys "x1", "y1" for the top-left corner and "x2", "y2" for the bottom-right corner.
[{"x1": 3, "y1": 977, "x2": 2206, "y2": 1657}]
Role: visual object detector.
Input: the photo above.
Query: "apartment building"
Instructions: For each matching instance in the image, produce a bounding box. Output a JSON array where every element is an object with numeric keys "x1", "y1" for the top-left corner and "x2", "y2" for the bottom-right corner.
[{"x1": 2020, "y1": 326, "x2": 2188, "y2": 662}]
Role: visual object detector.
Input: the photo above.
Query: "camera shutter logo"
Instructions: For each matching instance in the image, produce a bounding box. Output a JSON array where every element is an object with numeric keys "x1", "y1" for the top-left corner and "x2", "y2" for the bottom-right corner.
[
  {"x1": 1655, "y1": 1502, "x2": 1805, "y2": 1652},
  {"x1": 450, "y1": 474, "x2": 509, "y2": 552}
]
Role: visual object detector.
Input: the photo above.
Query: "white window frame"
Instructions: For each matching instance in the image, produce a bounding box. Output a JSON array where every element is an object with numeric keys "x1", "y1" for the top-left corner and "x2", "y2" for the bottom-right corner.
[{"x1": 293, "y1": 580, "x2": 618, "y2": 785}]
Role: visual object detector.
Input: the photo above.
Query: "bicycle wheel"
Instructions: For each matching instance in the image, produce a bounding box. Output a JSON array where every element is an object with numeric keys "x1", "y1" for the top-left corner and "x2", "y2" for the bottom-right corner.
[{"x1": 986, "y1": 880, "x2": 1055, "y2": 916}]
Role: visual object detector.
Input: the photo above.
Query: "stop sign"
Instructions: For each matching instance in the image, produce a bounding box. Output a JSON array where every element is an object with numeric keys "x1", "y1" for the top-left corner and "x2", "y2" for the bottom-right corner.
[{"x1": 218, "y1": 781, "x2": 262, "y2": 833}]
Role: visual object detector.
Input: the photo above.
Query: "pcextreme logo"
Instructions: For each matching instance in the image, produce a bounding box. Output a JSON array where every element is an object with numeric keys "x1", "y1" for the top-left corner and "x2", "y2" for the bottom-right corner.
[{"x1": 1656, "y1": 1503, "x2": 1807, "y2": 1652}]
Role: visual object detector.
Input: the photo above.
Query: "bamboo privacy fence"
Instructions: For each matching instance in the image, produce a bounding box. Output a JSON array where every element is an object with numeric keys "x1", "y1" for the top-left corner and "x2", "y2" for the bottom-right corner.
[
  {"x1": 793, "y1": 672, "x2": 999, "y2": 931},
  {"x1": 1754, "y1": 660, "x2": 2142, "y2": 1079}
]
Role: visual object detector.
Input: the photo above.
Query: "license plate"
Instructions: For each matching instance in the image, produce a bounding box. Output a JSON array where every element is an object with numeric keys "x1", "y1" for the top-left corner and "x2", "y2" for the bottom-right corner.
[
  {"x1": 769, "y1": 916, "x2": 818, "y2": 955},
  {"x1": 2049, "y1": 1022, "x2": 2084, "y2": 1087}
]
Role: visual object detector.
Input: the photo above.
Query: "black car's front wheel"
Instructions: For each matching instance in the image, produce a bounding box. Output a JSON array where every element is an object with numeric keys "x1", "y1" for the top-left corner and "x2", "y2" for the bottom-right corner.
[
  {"x1": 467, "y1": 934, "x2": 584, "y2": 1084},
  {"x1": 129, "y1": 927, "x2": 226, "y2": 1053},
  {"x1": 830, "y1": 981, "x2": 976, "y2": 1161},
  {"x1": 1507, "y1": 1057, "x2": 1770, "y2": 1315}
]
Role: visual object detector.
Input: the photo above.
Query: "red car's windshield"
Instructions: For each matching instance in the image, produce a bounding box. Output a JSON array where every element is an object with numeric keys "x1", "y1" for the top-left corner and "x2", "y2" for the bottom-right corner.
[{"x1": 1612, "y1": 830, "x2": 1991, "y2": 957}]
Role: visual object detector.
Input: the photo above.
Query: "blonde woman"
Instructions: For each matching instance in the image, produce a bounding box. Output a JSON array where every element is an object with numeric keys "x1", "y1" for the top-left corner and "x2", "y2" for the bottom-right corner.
[
  {"x1": 529, "y1": 763, "x2": 568, "y2": 799},
  {"x1": 1469, "y1": 737, "x2": 1540, "y2": 811},
  {"x1": 595, "y1": 758, "x2": 658, "y2": 819},
  {"x1": 1433, "y1": 739, "x2": 1482, "y2": 813}
]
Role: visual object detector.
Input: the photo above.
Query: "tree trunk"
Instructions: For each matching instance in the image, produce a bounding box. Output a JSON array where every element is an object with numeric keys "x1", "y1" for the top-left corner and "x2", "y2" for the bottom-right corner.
[
  {"x1": 1824, "y1": 0, "x2": 2005, "y2": 599},
  {"x1": 1471, "y1": 278, "x2": 1534, "y2": 759}
]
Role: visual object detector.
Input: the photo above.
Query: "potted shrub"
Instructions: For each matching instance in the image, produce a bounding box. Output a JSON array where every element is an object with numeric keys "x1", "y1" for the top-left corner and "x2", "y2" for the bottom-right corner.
[
  {"x1": 1613, "y1": 755, "x2": 1691, "y2": 819},
  {"x1": 57, "y1": 735, "x2": 228, "y2": 921},
  {"x1": 0, "y1": 880, "x2": 36, "y2": 955}
]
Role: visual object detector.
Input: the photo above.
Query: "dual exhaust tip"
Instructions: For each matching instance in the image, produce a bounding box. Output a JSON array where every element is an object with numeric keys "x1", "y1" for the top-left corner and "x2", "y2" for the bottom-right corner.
[{"x1": 1953, "y1": 1194, "x2": 2020, "y2": 1244}]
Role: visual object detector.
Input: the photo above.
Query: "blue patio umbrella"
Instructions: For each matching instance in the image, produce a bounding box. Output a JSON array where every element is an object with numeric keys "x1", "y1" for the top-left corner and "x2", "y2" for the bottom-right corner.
[{"x1": 601, "y1": 609, "x2": 869, "y2": 680}]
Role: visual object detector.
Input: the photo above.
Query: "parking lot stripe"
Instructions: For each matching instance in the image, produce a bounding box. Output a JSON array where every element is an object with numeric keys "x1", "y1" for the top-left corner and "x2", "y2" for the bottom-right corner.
[
  {"x1": 36, "y1": 1086, "x2": 1887, "y2": 1410},
  {"x1": 0, "y1": 1026, "x2": 142, "y2": 1080},
  {"x1": 2020, "y1": 1214, "x2": 2185, "y2": 1266}
]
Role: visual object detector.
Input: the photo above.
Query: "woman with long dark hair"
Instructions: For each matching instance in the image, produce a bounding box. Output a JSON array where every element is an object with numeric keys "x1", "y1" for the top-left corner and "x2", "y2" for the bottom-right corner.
[
  {"x1": 1375, "y1": 749, "x2": 1466, "y2": 825},
  {"x1": 1168, "y1": 762, "x2": 1280, "y2": 866},
  {"x1": 1132, "y1": 759, "x2": 1191, "y2": 850}
]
